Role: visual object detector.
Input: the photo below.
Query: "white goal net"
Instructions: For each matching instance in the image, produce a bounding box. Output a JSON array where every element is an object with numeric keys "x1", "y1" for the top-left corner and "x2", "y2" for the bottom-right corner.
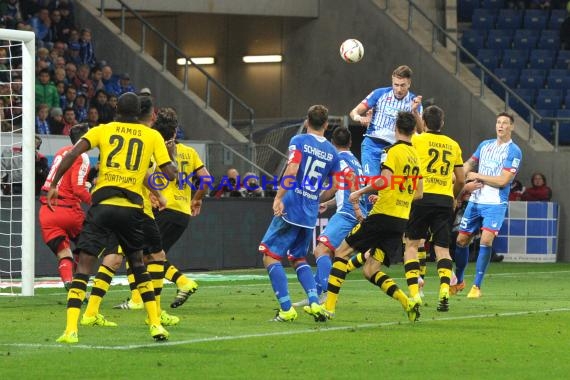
[{"x1": 0, "y1": 29, "x2": 35, "y2": 296}]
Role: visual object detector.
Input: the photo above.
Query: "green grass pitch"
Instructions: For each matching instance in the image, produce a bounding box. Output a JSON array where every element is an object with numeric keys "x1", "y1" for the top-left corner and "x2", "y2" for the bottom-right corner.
[{"x1": 1, "y1": 262, "x2": 569, "y2": 379}]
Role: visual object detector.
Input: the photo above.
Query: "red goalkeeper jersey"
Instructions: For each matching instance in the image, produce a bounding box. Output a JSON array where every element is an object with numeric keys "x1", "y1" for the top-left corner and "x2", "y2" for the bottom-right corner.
[{"x1": 41, "y1": 145, "x2": 91, "y2": 206}]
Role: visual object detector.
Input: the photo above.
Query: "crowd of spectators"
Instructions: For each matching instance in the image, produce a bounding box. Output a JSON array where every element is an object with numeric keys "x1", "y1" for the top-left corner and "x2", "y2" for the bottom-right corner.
[{"x1": 0, "y1": 0, "x2": 145, "y2": 135}]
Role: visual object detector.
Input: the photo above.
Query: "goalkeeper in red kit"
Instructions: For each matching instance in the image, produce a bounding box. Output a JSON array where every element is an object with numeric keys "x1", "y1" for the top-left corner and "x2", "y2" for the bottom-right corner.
[{"x1": 38, "y1": 124, "x2": 91, "y2": 290}]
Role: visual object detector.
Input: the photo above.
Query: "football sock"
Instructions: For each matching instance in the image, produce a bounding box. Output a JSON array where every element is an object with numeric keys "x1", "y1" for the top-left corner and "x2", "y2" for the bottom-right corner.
[
  {"x1": 126, "y1": 261, "x2": 143, "y2": 304},
  {"x1": 58, "y1": 257, "x2": 74, "y2": 284},
  {"x1": 84, "y1": 265, "x2": 115, "y2": 318},
  {"x1": 436, "y1": 258, "x2": 453, "y2": 295},
  {"x1": 295, "y1": 261, "x2": 319, "y2": 304},
  {"x1": 65, "y1": 273, "x2": 89, "y2": 333},
  {"x1": 148, "y1": 261, "x2": 165, "y2": 315},
  {"x1": 164, "y1": 260, "x2": 191, "y2": 289},
  {"x1": 324, "y1": 257, "x2": 348, "y2": 312},
  {"x1": 314, "y1": 255, "x2": 332, "y2": 295},
  {"x1": 404, "y1": 259, "x2": 421, "y2": 298},
  {"x1": 346, "y1": 252, "x2": 366, "y2": 273},
  {"x1": 474, "y1": 245, "x2": 492, "y2": 288},
  {"x1": 131, "y1": 263, "x2": 160, "y2": 326},
  {"x1": 369, "y1": 271, "x2": 408, "y2": 307},
  {"x1": 418, "y1": 247, "x2": 427, "y2": 279},
  {"x1": 266, "y1": 262, "x2": 291, "y2": 311},
  {"x1": 454, "y1": 244, "x2": 470, "y2": 283}
]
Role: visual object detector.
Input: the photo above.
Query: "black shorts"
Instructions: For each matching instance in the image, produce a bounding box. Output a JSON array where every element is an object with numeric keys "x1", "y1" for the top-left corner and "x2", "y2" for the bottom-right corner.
[
  {"x1": 406, "y1": 204, "x2": 454, "y2": 248},
  {"x1": 142, "y1": 214, "x2": 163, "y2": 254},
  {"x1": 154, "y1": 208, "x2": 190, "y2": 252},
  {"x1": 78, "y1": 204, "x2": 146, "y2": 256},
  {"x1": 345, "y1": 214, "x2": 406, "y2": 267}
]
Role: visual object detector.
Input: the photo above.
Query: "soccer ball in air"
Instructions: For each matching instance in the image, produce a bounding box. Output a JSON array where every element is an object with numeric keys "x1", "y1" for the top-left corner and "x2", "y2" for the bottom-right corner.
[{"x1": 339, "y1": 39, "x2": 364, "y2": 63}]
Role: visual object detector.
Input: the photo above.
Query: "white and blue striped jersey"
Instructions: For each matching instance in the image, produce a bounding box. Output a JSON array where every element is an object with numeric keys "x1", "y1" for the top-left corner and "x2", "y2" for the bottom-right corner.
[
  {"x1": 283, "y1": 133, "x2": 341, "y2": 228},
  {"x1": 362, "y1": 87, "x2": 422, "y2": 143},
  {"x1": 335, "y1": 151, "x2": 366, "y2": 220},
  {"x1": 469, "y1": 139, "x2": 522, "y2": 205}
]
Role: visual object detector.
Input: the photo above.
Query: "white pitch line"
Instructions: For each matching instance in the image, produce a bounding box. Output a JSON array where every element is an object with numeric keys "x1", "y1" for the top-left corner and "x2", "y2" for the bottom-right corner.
[{"x1": 2, "y1": 307, "x2": 570, "y2": 351}]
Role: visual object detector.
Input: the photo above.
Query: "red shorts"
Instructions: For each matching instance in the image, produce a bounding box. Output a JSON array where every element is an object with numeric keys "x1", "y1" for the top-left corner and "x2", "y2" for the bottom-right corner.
[{"x1": 38, "y1": 204, "x2": 85, "y2": 254}]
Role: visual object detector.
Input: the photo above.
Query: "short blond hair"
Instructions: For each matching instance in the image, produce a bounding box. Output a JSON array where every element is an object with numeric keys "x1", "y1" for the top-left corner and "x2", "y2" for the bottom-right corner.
[{"x1": 392, "y1": 65, "x2": 413, "y2": 79}]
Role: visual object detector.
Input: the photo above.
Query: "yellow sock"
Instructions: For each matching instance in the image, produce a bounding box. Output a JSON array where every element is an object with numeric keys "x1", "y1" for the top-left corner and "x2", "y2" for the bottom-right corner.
[
  {"x1": 65, "y1": 273, "x2": 89, "y2": 333},
  {"x1": 164, "y1": 260, "x2": 190, "y2": 288},
  {"x1": 131, "y1": 265, "x2": 160, "y2": 326},
  {"x1": 370, "y1": 271, "x2": 408, "y2": 308},
  {"x1": 418, "y1": 247, "x2": 427, "y2": 278},
  {"x1": 404, "y1": 259, "x2": 421, "y2": 297},
  {"x1": 324, "y1": 257, "x2": 349, "y2": 312},
  {"x1": 148, "y1": 261, "x2": 165, "y2": 316},
  {"x1": 84, "y1": 265, "x2": 115, "y2": 318},
  {"x1": 437, "y1": 258, "x2": 453, "y2": 297}
]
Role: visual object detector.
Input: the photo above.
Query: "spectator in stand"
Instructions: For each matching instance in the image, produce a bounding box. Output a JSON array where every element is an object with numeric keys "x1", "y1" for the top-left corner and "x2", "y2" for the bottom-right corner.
[
  {"x1": 53, "y1": 67, "x2": 66, "y2": 83},
  {"x1": 210, "y1": 168, "x2": 246, "y2": 198},
  {"x1": 0, "y1": 47, "x2": 8, "y2": 82},
  {"x1": 64, "y1": 62, "x2": 77, "y2": 86},
  {"x1": 62, "y1": 107, "x2": 77, "y2": 135},
  {"x1": 53, "y1": 55, "x2": 66, "y2": 71},
  {"x1": 111, "y1": 73, "x2": 136, "y2": 96},
  {"x1": 79, "y1": 28, "x2": 96, "y2": 67},
  {"x1": 65, "y1": 41, "x2": 82, "y2": 66},
  {"x1": 90, "y1": 66, "x2": 104, "y2": 92},
  {"x1": 60, "y1": 85, "x2": 77, "y2": 109},
  {"x1": 90, "y1": 89, "x2": 114, "y2": 123},
  {"x1": 101, "y1": 64, "x2": 116, "y2": 95},
  {"x1": 528, "y1": 0, "x2": 552, "y2": 9},
  {"x1": 36, "y1": 47, "x2": 52, "y2": 73},
  {"x1": 36, "y1": 103, "x2": 52, "y2": 135},
  {"x1": 0, "y1": 143, "x2": 22, "y2": 195},
  {"x1": 74, "y1": 92, "x2": 88, "y2": 122},
  {"x1": 0, "y1": 0, "x2": 23, "y2": 28},
  {"x1": 86, "y1": 106, "x2": 99, "y2": 128},
  {"x1": 243, "y1": 172, "x2": 264, "y2": 197},
  {"x1": 73, "y1": 63, "x2": 94, "y2": 99},
  {"x1": 36, "y1": 68, "x2": 60, "y2": 108},
  {"x1": 57, "y1": 1, "x2": 75, "y2": 31},
  {"x1": 521, "y1": 172, "x2": 552, "y2": 201},
  {"x1": 48, "y1": 107, "x2": 64, "y2": 135},
  {"x1": 29, "y1": 7, "x2": 54, "y2": 48},
  {"x1": 52, "y1": 41, "x2": 67, "y2": 59},
  {"x1": 49, "y1": 8, "x2": 69, "y2": 43},
  {"x1": 509, "y1": 179, "x2": 526, "y2": 201},
  {"x1": 108, "y1": 93, "x2": 118, "y2": 113},
  {"x1": 55, "y1": 81, "x2": 66, "y2": 100}
]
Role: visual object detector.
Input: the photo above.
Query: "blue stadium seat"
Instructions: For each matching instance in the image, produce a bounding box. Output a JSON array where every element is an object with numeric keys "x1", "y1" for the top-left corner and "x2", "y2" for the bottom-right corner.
[
  {"x1": 512, "y1": 29, "x2": 538, "y2": 50},
  {"x1": 481, "y1": 0, "x2": 504, "y2": 10},
  {"x1": 533, "y1": 118, "x2": 553, "y2": 142},
  {"x1": 548, "y1": 9, "x2": 567, "y2": 30},
  {"x1": 491, "y1": 67, "x2": 520, "y2": 97},
  {"x1": 528, "y1": 49, "x2": 555, "y2": 70},
  {"x1": 538, "y1": 88, "x2": 564, "y2": 99},
  {"x1": 509, "y1": 88, "x2": 534, "y2": 120},
  {"x1": 496, "y1": 9, "x2": 523, "y2": 30},
  {"x1": 486, "y1": 29, "x2": 513, "y2": 49},
  {"x1": 477, "y1": 49, "x2": 502, "y2": 69},
  {"x1": 547, "y1": 74, "x2": 570, "y2": 91},
  {"x1": 519, "y1": 68, "x2": 546, "y2": 89},
  {"x1": 565, "y1": 93, "x2": 570, "y2": 107},
  {"x1": 523, "y1": 9, "x2": 548, "y2": 30},
  {"x1": 502, "y1": 49, "x2": 529, "y2": 69},
  {"x1": 538, "y1": 30, "x2": 560, "y2": 51},
  {"x1": 458, "y1": 0, "x2": 480, "y2": 22},
  {"x1": 461, "y1": 30, "x2": 486, "y2": 60},
  {"x1": 472, "y1": 9, "x2": 497, "y2": 30},
  {"x1": 535, "y1": 94, "x2": 562, "y2": 110},
  {"x1": 555, "y1": 50, "x2": 570, "y2": 69}
]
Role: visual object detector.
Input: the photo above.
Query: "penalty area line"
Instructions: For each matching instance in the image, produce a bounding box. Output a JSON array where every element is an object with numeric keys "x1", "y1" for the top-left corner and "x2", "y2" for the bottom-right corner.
[{"x1": 3, "y1": 307, "x2": 570, "y2": 350}]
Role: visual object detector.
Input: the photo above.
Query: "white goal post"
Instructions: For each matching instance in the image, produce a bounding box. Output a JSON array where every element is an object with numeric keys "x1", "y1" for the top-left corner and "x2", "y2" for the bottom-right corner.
[{"x1": 0, "y1": 29, "x2": 35, "y2": 296}]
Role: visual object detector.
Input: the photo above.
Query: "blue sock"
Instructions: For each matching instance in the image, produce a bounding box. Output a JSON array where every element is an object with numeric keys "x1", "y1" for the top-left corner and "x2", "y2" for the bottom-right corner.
[
  {"x1": 454, "y1": 244, "x2": 470, "y2": 283},
  {"x1": 267, "y1": 263, "x2": 291, "y2": 311},
  {"x1": 474, "y1": 245, "x2": 492, "y2": 288},
  {"x1": 295, "y1": 262, "x2": 319, "y2": 304},
  {"x1": 315, "y1": 255, "x2": 332, "y2": 296}
]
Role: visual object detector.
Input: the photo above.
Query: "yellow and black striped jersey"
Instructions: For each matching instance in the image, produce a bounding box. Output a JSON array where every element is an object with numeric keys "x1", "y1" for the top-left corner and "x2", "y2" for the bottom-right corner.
[
  {"x1": 412, "y1": 131, "x2": 463, "y2": 206},
  {"x1": 83, "y1": 121, "x2": 171, "y2": 209},
  {"x1": 371, "y1": 141, "x2": 422, "y2": 220}
]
